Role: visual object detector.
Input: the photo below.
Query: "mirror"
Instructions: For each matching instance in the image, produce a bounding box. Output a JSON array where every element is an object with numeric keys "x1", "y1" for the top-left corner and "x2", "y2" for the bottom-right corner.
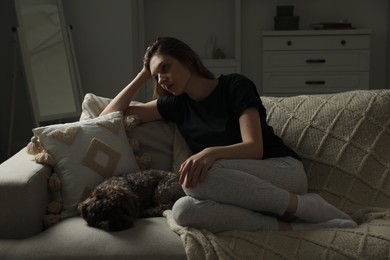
[{"x1": 14, "y1": 0, "x2": 82, "y2": 125}]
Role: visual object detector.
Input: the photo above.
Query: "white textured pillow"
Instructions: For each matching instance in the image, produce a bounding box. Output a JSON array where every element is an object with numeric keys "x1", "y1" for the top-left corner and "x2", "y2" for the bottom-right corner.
[
  {"x1": 79, "y1": 93, "x2": 112, "y2": 121},
  {"x1": 80, "y1": 93, "x2": 177, "y2": 171},
  {"x1": 33, "y1": 111, "x2": 139, "y2": 218}
]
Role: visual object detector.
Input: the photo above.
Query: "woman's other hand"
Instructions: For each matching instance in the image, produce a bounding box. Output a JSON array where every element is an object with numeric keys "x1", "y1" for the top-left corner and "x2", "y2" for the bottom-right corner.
[{"x1": 179, "y1": 148, "x2": 216, "y2": 188}]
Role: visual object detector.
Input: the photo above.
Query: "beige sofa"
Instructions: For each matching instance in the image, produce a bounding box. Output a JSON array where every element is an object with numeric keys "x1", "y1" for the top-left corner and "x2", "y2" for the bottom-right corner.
[{"x1": 1, "y1": 90, "x2": 389, "y2": 260}]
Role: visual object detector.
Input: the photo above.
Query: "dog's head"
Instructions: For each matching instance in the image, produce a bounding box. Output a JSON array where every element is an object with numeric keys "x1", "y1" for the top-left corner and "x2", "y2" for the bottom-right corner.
[{"x1": 78, "y1": 183, "x2": 140, "y2": 231}]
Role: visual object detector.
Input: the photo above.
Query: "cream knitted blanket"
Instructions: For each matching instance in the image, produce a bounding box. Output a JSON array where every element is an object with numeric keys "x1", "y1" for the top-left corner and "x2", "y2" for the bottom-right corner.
[
  {"x1": 164, "y1": 208, "x2": 390, "y2": 260},
  {"x1": 166, "y1": 90, "x2": 390, "y2": 260}
]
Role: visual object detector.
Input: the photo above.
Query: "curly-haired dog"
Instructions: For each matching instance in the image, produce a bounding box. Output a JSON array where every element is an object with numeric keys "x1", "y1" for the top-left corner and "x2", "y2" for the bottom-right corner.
[{"x1": 78, "y1": 170, "x2": 185, "y2": 231}]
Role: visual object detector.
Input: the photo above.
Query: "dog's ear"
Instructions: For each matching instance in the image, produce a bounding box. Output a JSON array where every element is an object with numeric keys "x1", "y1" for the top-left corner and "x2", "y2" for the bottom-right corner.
[
  {"x1": 77, "y1": 197, "x2": 93, "y2": 216},
  {"x1": 78, "y1": 197, "x2": 104, "y2": 228}
]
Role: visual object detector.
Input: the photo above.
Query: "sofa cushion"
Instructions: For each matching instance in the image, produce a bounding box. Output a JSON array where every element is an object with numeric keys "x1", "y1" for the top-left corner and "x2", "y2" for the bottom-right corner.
[
  {"x1": 4, "y1": 216, "x2": 186, "y2": 260},
  {"x1": 261, "y1": 90, "x2": 390, "y2": 214},
  {"x1": 32, "y1": 111, "x2": 139, "y2": 218}
]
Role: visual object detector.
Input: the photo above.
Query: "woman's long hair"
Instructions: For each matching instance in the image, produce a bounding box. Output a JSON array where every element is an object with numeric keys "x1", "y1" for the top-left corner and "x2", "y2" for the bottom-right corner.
[{"x1": 143, "y1": 37, "x2": 215, "y2": 98}]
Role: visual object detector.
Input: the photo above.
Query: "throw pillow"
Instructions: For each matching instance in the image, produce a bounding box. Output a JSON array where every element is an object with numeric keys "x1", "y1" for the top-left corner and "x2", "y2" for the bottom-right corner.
[
  {"x1": 80, "y1": 93, "x2": 177, "y2": 171},
  {"x1": 31, "y1": 111, "x2": 140, "y2": 219},
  {"x1": 79, "y1": 93, "x2": 113, "y2": 121}
]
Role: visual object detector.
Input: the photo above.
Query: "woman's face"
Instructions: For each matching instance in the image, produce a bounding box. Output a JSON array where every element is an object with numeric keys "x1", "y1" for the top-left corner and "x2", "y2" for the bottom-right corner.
[{"x1": 149, "y1": 53, "x2": 192, "y2": 96}]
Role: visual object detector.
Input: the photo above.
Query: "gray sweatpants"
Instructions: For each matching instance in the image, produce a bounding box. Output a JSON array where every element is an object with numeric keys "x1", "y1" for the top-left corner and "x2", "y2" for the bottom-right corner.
[{"x1": 172, "y1": 156, "x2": 307, "y2": 233}]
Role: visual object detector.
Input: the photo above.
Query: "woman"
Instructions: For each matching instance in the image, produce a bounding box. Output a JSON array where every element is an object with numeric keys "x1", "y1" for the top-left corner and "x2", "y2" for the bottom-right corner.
[{"x1": 101, "y1": 37, "x2": 357, "y2": 233}]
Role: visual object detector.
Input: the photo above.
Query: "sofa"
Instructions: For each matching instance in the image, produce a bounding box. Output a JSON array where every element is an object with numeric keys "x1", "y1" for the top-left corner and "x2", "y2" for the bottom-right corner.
[{"x1": 1, "y1": 89, "x2": 389, "y2": 260}]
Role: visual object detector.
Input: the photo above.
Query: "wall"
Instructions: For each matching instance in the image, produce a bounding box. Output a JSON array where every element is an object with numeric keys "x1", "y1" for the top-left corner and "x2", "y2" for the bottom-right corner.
[{"x1": 62, "y1": 0, "x2": 140, "y2": 98}]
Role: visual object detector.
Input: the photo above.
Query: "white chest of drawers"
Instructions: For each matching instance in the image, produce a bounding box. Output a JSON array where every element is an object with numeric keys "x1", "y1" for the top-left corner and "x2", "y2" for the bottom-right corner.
[{"x1": 262, "y1": 30, "x2": 371, "y2": 96}]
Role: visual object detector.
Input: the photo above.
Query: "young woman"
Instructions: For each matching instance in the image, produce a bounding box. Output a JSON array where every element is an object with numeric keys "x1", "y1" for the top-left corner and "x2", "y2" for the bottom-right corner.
[{"x1": 100, "y1": 37, "x2": 357, "y2": 233}]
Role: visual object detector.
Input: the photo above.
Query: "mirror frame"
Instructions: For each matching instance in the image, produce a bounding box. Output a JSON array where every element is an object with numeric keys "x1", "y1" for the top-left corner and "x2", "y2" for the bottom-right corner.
[{"x1": 14, "y1": 0, "x2": 83, "y2": 125}]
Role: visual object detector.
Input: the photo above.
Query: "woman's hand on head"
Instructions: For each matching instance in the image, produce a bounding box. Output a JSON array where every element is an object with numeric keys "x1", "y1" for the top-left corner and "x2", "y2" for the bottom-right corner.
[
  {"x1": 139, "y1": 65, "x2": 152, "y2": 80},
  {"x1": 179, "y1": 148, "x2": 216, "y2": 189}
]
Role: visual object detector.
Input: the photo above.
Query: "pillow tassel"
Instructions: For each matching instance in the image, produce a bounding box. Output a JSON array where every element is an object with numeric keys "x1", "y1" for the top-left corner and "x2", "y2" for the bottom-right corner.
[
  {"x1": 47, "y1": 200, "x2": 62, "y2": 214},
  {"x1": 46, "y1": 172, "x2": 63, "y2": 225},
  {"x1": 26, "y1": 136, "x2": 44, "y2": 155},
  {"x1": 48, "y1": 173, "x2": 62, "y2": 192},
  {"x1": 35, "y1": 151, "x2": 56, "y2": 166},
  {"x1": 124, "y1": 115, "x2": 139, "y2": 130},
  {"x1": 136, "y1": 153, "x2": 152, "y2": 170},
  {"x1": 128, "y1": 138, "x2": 140, "y2": 154},
  {"x1": 43, "y1": 214, "x2": 61, "y2": 229}
]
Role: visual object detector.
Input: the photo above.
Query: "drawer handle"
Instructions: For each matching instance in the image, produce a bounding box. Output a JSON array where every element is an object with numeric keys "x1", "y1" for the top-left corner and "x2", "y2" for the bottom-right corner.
[
  {"x1": 306, "y1": 80, "x2": 326, "y2": 85},
  {"x1": 306, "y1": 59, "x2": 326, "y2": 64},
  {"x1": 286, "y1": 41, "x2": 292, "y2": 46},
  {"x1": 341, "y1": 40, "x2": 346, "y2": 45}
]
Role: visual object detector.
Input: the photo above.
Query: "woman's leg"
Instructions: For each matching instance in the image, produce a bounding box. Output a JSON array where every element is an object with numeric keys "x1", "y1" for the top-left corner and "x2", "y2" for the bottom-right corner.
[
  {"x1": 208, "y1": 156, "x2": 308, "y2": 194},
  {"x1": 222, "y1": 157, "x2": 355, "y2": 223},
  {"x1": 172, "y1": 196, "x2": 357, "y2": 233},
  {"x1": 172, "y1": 196, "x2": 279, "y2": 233},
  {"x1": 183, "y1": 157, "x2": 305, "y2": 216},
  {"x1": 173, "y1": 157, "x2": 354, "y2": 230}
]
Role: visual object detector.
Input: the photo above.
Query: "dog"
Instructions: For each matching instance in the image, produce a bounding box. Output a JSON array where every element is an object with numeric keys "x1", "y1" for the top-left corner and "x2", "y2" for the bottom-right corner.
[{"x1": 78, "y1": 170, "x2": 185, "y2": 232}]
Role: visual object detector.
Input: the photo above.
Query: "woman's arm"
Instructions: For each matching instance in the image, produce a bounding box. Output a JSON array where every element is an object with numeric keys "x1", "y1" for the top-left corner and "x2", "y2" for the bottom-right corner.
[
  {"x1": 212, "y1": 107, "x2": 263, "y2": 160},
  {"x1": 179, "y1": 107, "x2": 263, "y2": 188},
  {"x1": 100, "y1": 67, "x2": 162, "y2": 123}
]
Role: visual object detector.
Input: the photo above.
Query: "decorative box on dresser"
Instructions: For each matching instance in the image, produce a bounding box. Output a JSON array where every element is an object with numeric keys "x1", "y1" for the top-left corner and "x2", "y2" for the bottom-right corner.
[{"x1": 261, "y1": 29, "x2": 371, "y2": 96}]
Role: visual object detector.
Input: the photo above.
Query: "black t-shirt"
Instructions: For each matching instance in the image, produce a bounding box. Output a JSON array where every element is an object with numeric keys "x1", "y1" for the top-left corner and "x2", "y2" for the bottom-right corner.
[{"x1": 157, "y1": 73, "x2": 301, "y2": 160}]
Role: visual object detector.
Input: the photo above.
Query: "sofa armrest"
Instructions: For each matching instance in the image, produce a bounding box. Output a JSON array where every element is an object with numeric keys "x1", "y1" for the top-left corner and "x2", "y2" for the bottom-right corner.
[{"x1": 0, "y1": 148, "x2": 51, "y2": 239}]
